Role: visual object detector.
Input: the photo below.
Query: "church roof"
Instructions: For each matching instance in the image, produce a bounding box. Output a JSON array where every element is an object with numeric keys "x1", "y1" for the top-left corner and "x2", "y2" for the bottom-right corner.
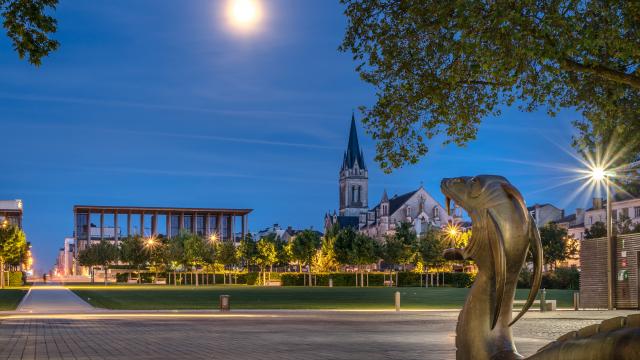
[
  {"x1": 371, "y1": 189, "x2": 419, "y2": 216},
  {"x1": 342, "y1": 114, "x2": 366, "y2": 171}
]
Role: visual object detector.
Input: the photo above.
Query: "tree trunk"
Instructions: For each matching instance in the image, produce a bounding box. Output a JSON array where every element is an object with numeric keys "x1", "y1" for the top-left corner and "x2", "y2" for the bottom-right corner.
[
  {"x1": 104, "y1": 266, "x2": 108, "y2": 286},
  {"x1": 0, "y1": 259, "x2": 4, "y2": 289},
  {"x1": 195, "y1": 268, "x2": 199, "y2": 287}
]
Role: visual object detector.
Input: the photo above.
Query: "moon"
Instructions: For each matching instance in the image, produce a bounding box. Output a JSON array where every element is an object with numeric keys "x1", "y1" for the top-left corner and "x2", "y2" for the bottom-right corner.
[{"x1": 226, "y1": 0, "x2": 263, "y2": 33}]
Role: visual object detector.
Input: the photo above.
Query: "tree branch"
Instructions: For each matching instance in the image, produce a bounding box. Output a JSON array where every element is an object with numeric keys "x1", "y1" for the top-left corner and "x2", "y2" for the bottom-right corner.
[{"x1": 561, "y1": 58, "x2": 640, "y2": 89}]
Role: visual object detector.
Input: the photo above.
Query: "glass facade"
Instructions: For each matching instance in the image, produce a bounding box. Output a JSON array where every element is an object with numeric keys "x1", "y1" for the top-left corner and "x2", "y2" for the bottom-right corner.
[
  {"x1": 170, "y1": 215, "x2": 180, "y2": 237},
  {"x1": 222, "y1": 216, "x2": 229, "y2": 240},
  {"x1": 76, "y1": 213, "x2": 88, "y2": 239},
  {"x1": 183, "y1": 215, "x2": 192, "y2": 233},
  {"x1": 208, "y1": 215, "x2": 217, "y2": 235},
  {"x1": 196, "y1": 215, "x2": 205, "y2": 236}
]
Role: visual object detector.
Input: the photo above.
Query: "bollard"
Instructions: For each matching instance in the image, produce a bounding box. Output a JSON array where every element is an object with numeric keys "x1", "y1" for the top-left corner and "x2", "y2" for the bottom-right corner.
[
  {"x1": 219, "y1": 294, "x2": 230, "y2": 311},
  {"x1": 539, "y1": 288, "x2": 546, "y2": 313},
  {"x1": 329, "y1": 277, "x2": 333, "y2": 288},
  {"x1": 395, "y1": 291, "x2": 401, "y2": 312},
  {"x1": 573, "y1": 292, "x2": 580, "y2": 311}
]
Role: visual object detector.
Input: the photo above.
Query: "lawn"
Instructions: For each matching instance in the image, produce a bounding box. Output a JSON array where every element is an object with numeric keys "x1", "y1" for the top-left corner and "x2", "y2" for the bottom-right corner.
[
  {"x1": 0, "y1": 288, "x2": 28, "y2": 311},
  {"x1": 69, "y1": 285, "x2": 576, "y2": 310}
]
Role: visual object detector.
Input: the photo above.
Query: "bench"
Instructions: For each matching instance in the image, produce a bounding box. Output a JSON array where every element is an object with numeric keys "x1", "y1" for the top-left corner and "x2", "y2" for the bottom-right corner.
[
  {"x1": 383, "y1": 280, "x2": 394, "y2": 286},
  {"x1": 155, "y1": 278, "x2": 167, "y2": 285},
  {"x1": 127, "y1": 279, "x2": 138, "y2": 284},
  {"x1": 513, "y1": 299, "x2": 556, "y2": 311}
]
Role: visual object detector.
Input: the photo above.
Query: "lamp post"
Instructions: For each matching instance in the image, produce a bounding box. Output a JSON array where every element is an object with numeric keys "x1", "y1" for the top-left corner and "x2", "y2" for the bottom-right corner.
[{"x1": 590, "y1": 166, "x2": 614, "y2": 310}]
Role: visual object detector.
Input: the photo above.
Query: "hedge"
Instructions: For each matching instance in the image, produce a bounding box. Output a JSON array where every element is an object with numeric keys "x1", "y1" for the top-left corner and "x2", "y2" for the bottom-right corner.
[
  {"x1": 280, "y1": 272, "x2": 475, "y2": 288},
  {"x1": 115, "y1": 271, "x2": 260, "y2": 285},
  {"x1": 8, "y1": 271, "x2": 24, "y2": 286},
  {"x1": 518, "y1": 266, "x2": 579, "y2": 290}
]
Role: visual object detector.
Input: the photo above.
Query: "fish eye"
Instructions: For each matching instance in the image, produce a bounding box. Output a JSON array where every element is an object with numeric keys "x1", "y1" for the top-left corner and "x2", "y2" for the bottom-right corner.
[{"x1": 469, "y1": 177, "x2": 482, "y2": 198}]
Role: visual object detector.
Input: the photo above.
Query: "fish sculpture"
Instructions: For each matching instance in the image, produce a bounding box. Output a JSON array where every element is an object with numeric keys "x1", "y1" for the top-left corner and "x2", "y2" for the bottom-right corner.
[{"x1": 441, "y1": 175, "x2": 639, "y2": 360}]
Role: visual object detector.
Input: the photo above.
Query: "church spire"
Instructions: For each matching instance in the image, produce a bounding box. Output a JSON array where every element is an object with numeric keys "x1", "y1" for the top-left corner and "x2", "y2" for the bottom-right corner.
[{"x1": 343, "y1": 113, "x2": 366, "y2": 170}]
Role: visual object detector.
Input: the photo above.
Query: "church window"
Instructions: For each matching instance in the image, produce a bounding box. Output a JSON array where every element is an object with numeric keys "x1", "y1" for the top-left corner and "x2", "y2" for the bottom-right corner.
[
  {"x1": 406, "y1": 206, "x2": 411, "y2": 217},
  {"x1": 433, "y1": 206, "x2": 439, "y2": 219}
]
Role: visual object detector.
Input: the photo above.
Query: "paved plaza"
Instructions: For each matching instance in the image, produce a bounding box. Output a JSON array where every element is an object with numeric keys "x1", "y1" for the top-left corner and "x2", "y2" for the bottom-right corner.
[{"x1": 1, "y1": 306, "x2": 636, "y2": 360}]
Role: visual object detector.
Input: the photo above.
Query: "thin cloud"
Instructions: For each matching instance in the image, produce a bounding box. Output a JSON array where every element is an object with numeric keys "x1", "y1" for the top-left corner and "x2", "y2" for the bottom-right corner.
[
  {"x1": 83, "y1": 166, "x2": 335, "y2": 185},
  {"x1": 0, "y1": 92, "x2": 344, "y2": 120}
]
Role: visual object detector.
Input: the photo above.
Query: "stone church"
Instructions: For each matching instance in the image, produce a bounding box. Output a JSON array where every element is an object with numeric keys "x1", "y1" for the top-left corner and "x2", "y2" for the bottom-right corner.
[{"x1": 324, "y1": 115, "x2": 460, "y2": 239}]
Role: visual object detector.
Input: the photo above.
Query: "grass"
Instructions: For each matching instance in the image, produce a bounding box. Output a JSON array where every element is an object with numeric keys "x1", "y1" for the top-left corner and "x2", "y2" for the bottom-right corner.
[
  {"x1": 68, "y1": 285, "x2": 576, "y2": 310},
  {"x1": 0, "y1": 288, "x2": 28, "y2": 311}
]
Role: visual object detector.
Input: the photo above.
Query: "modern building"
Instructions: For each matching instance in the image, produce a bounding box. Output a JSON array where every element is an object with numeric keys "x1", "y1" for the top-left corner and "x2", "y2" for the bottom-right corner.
[
  {"x1": 0, "y1": 199, "x2": 23, "y2": 229},
  {"x1": 73, "y1": 205, "x2": 252, "y2": 273},
  {"x1": 324, "y1": 115, "x2": 459, "y2": 239},
  {"x1": 55, "y1": 237, "x2": 75, "y2": 276}
]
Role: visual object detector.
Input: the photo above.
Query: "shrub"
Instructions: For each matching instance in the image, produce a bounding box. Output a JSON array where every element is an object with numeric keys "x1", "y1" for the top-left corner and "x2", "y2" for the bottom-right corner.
[
  {"x1": 9, "y1": 271, "x2": 24, "y2": 286},
  {"x1": 517, "y1": 266, "x2": 579, "y2": 290}
]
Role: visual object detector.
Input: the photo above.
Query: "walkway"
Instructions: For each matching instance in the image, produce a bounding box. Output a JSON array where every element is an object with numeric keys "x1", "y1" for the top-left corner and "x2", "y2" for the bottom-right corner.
[
  {"x1": 16, "y1": 282, "x2": 95, "y2": 314},
  {"x1": 0, "y1": 310, "x2": 631, "y2": 360}
]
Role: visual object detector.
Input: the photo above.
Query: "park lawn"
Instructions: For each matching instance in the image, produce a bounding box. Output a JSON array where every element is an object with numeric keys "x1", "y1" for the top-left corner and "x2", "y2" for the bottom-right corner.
[
  {"x1": 0, "y1": 288, "x2": 28, "y2": 311},
  {"x1": 68, "y1": 285, "x2": 575, "y2": 310}
]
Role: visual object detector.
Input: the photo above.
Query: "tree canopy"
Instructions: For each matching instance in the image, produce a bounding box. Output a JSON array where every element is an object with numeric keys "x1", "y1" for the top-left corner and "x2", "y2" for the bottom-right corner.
[
  {"x1": 1, "y1": 0, "x2": 59, "y2": 66},
  {"x1": 538, "y1": 222, "x2": 576, "y2": 269},
  {"x1": 341, "y1": 0, "x2": 640, "y2": 172}
]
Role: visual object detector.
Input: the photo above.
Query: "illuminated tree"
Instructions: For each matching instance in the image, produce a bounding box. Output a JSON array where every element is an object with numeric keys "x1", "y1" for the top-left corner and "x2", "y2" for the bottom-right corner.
[
  {"x1": 78, "y1": 240, "x2": 118, "y2": 285},
  {"x1": 291, "y1": 230, "x2": 321, "y2": 285},
  {"x1": 0, "y1": 224, "x2": 27, "y2": 288}
]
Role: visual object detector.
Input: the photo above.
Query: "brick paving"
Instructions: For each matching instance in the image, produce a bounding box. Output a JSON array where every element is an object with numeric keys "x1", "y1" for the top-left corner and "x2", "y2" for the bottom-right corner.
[{"x1": 1, "y1": 310, "x2": 634, "y2": 360}]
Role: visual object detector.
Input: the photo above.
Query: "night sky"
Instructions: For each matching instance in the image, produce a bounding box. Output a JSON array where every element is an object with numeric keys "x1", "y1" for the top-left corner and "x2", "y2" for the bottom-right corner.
[{"x1": 0, "y1": 1, "x2": 595, "y2": 272}]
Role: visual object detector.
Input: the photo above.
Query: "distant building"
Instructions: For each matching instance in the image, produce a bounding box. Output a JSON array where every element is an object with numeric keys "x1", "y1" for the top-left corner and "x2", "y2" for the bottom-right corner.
[
  {"x1": 55, "y1": 237, "x2": 75, "y2": 276},
  {"x1": 561, "y1": 196, "x2": 640, "y2": 241},
  {"x1": 527, "y1": 203, "x2": 564, "y2": 227},
  {"x1": 0, "y1": 199, "x2": 23, "y2": 229},
  {"x1": 73, "y1": 205, "x2": 252, "y2": 275},
  {"x1": 324, "y1": 115, "x2": 459, "y2": 239},
  {"x1": 255, "y1": 224, "x2": 322, "y2": 242}
]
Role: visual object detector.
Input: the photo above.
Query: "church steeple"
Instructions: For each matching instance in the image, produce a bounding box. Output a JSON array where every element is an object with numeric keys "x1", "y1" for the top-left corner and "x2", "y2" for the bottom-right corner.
[
  {"x1": 339, "y1": 113, "x2": 369, "y2": 216},
  {"x1": 342, "y1": 113, "x2": 366, "y2": 171}
]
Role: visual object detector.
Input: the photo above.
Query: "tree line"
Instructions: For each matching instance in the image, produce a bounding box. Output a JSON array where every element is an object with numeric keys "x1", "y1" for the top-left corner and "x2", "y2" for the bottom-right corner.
[{"x1": 78, "y1": 223, "x2": 455, "y2": 285}]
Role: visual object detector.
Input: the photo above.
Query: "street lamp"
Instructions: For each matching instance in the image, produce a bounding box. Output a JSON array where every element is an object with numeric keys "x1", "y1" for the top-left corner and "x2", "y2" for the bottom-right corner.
[
  {"x1": 588, "y1": 165, "x2": 614, "y2": 310},
  {"x1": 209, "y1": 232, "x2": 219, "y2": 244}
]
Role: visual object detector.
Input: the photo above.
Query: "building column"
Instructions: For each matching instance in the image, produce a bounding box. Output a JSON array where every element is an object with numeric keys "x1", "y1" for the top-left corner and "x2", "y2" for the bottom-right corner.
[
  {"x1": 114, "y1": 210, "x2": 119, "y2": 245},
  {"x1": 152, "y1": 212, "x2": 158, "y2": 236},
  {"x1": 192, "y1": 212, "x2": 197, "y2": 234},
  {"x1": 166, "y1": 212, "x2": 171, "y2": 237},
  {"x1": 217, "y1": 213, "x2": 223, "y2": 239},
  {"x1": 140, "y1": 212, "x2": 145, "y2": 237},
  {"x1": 179, "y1": 213, "x2": 184, "y2": 233},
  {"x1": 127, "y1": 212, "x2": 132, "y2": 237},
  {"x1": 242, "y1": 214, "x2": 247, "y2": 240},
  {"x1": 205, "y1": 214, "x2": 210, "y2": 236},
  {"x1": 229, "y1": 215, "x2": 235, "y2": 242},
  {"x1": 87, "y1": 210, "x2": 91, "y2": 247},
  {"x1": 100, "y1": 211, "x2": 104, "y2": 241}
]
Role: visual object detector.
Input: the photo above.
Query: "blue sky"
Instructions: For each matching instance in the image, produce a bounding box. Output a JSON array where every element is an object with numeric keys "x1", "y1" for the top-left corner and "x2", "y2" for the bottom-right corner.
[{"x1": 1, "y1": 1, "x2": 594, "y2": 272}]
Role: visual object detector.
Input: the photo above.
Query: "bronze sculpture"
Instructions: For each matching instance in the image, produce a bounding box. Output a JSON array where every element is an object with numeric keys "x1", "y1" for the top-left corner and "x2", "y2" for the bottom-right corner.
[{"x1": 441, "y1": 175, "x2": 640, "y2": 360}]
